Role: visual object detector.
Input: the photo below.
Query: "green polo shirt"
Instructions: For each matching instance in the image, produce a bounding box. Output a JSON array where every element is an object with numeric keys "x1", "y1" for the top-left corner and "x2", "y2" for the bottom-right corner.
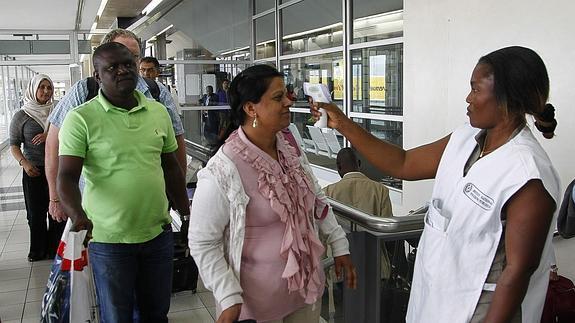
[{"x1": 59, "y1": 90, "x2": 177, "y2": 243}]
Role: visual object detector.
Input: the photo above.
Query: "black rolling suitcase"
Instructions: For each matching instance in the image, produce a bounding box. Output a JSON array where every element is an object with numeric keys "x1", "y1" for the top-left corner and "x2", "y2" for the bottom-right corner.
[
  {"x1": 172, "y1": 237, "x2": 198, "y2": 293},
  {"x1": 170, "y1": 205, "x2": 198, "y2": 293}
]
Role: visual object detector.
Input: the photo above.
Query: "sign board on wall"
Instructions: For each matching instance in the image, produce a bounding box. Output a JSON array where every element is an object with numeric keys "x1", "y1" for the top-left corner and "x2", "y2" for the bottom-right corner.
[{"x1": 185, "y1": 74, "x2": 200, "y2": 96}]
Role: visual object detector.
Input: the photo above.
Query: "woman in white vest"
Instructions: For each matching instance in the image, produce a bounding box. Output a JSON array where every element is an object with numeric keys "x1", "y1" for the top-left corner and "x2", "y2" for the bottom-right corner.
[{"x1": 311, "y1": 46, "x2": 560, "y2": 322}]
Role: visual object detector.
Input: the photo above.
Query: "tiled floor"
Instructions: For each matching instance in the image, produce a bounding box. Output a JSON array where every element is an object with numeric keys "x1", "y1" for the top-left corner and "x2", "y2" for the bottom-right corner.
[{"x1": 0, "y1": 150, "x2": 216, "y2": 322}]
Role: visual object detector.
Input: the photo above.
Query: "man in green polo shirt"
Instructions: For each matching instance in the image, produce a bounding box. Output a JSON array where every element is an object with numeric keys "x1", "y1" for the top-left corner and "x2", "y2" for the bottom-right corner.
[{"x1": 57, "y1": 42, "x2": 189, "y2": 323}]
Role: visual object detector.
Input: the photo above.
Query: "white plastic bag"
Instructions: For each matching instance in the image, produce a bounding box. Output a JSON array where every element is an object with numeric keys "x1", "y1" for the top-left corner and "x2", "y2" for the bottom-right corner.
[{"x1": 67, "y1": 228, "x2": 98, "y2": 322}]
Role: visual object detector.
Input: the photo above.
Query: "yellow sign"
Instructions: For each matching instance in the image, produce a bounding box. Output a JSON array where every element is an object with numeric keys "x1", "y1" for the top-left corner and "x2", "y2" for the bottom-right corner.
[
  {"x1": 369, "y1": 76, "x2": 385, "y2": 101},
  {"x1": 331, "y1": 59, "x2": 386, "y2": 102}
]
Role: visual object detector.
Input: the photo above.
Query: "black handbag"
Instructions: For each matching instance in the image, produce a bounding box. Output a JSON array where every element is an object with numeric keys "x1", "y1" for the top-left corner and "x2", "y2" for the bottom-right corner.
[{"x1": 172, "y1": 235, "x2": 199, "y2": 293}]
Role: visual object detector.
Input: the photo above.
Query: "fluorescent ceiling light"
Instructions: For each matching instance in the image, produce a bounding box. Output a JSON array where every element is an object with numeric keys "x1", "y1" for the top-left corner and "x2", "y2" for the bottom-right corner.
[
  {"x1": 143, "y1": 0, "x2": 164, "y2": 15},
  {"x1": 87, "y1": 21, "x2": 98, "y2": 40},
  {"x1": 280, "y1": 10, "x2": 403, "y2": 41},
  {"x1": 283, "y1": 22, "x2": 342, "y2": 41},
  {"x1": 220, "y1": 46, "x2": 250, "y2": 56},
  {"x1": 155, "y1": 24, "x2": 173, "y2": 37},
  {"x1": 96, "y1": 0, "x2": 109, "y2": 17}
]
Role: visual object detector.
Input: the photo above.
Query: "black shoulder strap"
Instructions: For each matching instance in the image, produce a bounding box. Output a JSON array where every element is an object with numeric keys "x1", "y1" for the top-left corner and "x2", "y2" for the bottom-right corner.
[
  {"x1": 143, "y1": 78, "x2": 161, "y2": 102},
  {"x1": 86, "y1": 76, "x2": 100, "y2": 101}
]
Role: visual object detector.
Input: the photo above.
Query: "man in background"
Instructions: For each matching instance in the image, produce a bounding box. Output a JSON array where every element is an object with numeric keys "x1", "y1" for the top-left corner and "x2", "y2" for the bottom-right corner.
[
  {"x1": 199, "y1": 85, "x2": 220, "y2": 145},
  {"x1": 139, "y1": 56, "x2": 181, "y2": 115},
  {"x1": 216, "y1": 79, "x2": 230, "y2": 105},
  {"x1": 45, "y1": 29, "x2": 186, "y2": 222},
  {"x1": 324, "y1": 148, "x2": 393, "y2": 218},
  {"x1": 324, "y1": 148, "x2": 393, "y2": 278},
  {"x1": 139, "y1": 56, "x2": 161, "y2": 80},
  {"x1": 199, "y1": 85, "x2": 217, "y2": 107}
]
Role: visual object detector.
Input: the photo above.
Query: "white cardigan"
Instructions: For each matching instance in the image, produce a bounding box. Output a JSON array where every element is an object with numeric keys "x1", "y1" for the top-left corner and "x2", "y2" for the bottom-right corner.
[{"x1": 188, "y1": 148, "x2": 350, "y2": 311}]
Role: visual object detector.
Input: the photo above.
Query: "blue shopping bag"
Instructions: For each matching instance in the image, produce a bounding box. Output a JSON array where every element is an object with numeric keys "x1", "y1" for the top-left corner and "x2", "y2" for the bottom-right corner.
[
  {"x1": 40, "y1": 248, "x2": 71, "y2": 323},
  {"x1": 40, "y1": 219, "x2": 98, "y2": 323}
]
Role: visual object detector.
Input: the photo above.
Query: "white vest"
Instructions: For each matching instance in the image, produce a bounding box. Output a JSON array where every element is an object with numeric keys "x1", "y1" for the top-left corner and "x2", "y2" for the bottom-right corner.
[{"x1": 406, "y1": 124, "x2": 560, "y2": 323}]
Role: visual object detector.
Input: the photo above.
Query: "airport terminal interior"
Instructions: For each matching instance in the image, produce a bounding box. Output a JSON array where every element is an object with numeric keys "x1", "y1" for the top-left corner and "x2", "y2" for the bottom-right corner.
[{"x1": 1, "y1": 0, "x2": 575, "y2": 322}]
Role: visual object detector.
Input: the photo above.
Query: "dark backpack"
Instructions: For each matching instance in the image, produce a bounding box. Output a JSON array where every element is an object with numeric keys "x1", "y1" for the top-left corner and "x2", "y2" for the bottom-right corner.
[
  {"x1": 85, "y1": 76, "x2": 161, "y2": 102},
  {"x1": 558, "y1": 179, "x2": 575, "y2": 239}
]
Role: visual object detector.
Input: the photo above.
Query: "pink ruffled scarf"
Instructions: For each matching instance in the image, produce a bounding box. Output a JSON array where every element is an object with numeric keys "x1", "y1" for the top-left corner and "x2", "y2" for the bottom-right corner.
[{"x1": 226, "y1": 128, "x2": 326, "y2": 304}]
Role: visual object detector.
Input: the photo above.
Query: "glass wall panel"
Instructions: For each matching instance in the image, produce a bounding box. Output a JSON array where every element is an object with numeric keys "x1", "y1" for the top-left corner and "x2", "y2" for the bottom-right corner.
[
  {"x1": 281, "y1": 0, "x2": 342, "y2": 55},
  {"x1": 281, "y1": 51, "x2": 343, "y2": 170},
  {"x1": 215, "y1": 48, "x2": 251, "y2": 84},
  {"x1": 290, "y1": 112, "x2": 339, "y2": 171},
  {"x1": 255, "y1": 13, "x2": 276, "y2": 60},
  {"x1": 18, "y1": 67, "x2": 27, "y2": 99},
  {"x1": 255, "y1": 61, "x2": 277, "y2": 68},
  {"x1": 352, "y1": 117, "x2": 403, "y2": 189},
  {"x1": 7, "y1": 66, "x2": 18, "y2": 116},
  {"x1": 353, "y1": 0, "x2": 403, "y2": 43},
  {"x1": 351, "y1": 43, "x2": 402, "y2": 115},
  {"x1": 173, "y1": 62, "x2": 247, "y2": 106},
  {"x1": 281, "y1": 51, "x2": 343, "y2": 107},
  {"x1": 163, "y1": 0, "x2": 251, "y2": 57},
  {"x1": 0, "y1": 67, "x2": 6, "y2": 143},
  {"x1": 255, "y1": 0, "x2": 275, "y2": 14},
  {"x1": 182, "y1": 107, "x2": 231, "y2": 148}
]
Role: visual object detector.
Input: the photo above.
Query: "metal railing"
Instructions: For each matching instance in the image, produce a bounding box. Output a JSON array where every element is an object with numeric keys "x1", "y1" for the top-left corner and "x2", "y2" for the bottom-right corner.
[
  {"x1": 327, "y1": 197, "x2": 426, "y2": 236},
  {"x1": 326, "y1": 197, "x2": 426, "y2": 323}
]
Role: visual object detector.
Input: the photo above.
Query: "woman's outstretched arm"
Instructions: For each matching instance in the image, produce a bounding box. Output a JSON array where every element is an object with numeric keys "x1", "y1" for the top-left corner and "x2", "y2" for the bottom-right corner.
[{"x1": 312, "y1": 102, "x2": 449, "y2": 180}]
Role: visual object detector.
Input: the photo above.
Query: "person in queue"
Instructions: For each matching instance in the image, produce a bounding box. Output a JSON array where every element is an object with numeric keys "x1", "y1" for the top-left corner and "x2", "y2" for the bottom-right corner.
[
  {"x1": 311, "y1": 46, "x2": 560, "y2": 322},
  {"x1": 139, "y1": 56, "x2": 161, "y2": 80},
  {"x1": 9, "y1": 74, "x2": 65, "y2": 261},
  {"x1": 45, "y1": 28, "x2": 186, "y2": 223},
  {"x1": 188, "y1": 64, "x2": 356, "y2": 323},
  {"x1": 57, "y1": 42, "x2": 189, "y2": 322}
]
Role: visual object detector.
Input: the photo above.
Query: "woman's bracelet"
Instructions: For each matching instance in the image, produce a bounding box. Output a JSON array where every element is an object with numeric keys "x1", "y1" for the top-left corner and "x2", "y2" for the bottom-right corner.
[
  {"x1": 49, "y1": 198, "x2": 60, "y2": 203},
  {"x1": 18, "y1": 158, "x2": 25, "y2": 166}
]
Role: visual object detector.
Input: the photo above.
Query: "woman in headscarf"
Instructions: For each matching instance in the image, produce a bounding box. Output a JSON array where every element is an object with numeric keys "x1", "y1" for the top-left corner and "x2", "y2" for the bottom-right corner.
[{"x1": 9, "y1": 74, "x2": 65, "y2": 262}]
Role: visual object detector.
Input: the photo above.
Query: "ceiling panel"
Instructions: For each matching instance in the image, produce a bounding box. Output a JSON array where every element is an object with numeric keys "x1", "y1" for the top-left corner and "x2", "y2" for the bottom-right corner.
[
  {"x1": 30, "y1": 65, "x2": 71, "y2": 83},
  {"x1": 0, "y1": 0, "x2": 86, "y2": 30},
  {"x1": 98, "y1": 0, "x2": 151, "y2": 29},
  {"x1": 0, "y1": 0, "x2": 154, "y2": 86}
]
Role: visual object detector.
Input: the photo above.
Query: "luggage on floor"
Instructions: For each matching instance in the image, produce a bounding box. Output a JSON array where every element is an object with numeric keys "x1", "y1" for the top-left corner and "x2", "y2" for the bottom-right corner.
[{"x1": 170, "y1": 207, "x2": 199, "y2": 293}]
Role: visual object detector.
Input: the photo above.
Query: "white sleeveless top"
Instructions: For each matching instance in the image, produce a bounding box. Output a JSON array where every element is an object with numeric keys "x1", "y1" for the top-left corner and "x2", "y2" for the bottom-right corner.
[{"x1": 406, "y1": 124, "x2": 560, "y2": 323}]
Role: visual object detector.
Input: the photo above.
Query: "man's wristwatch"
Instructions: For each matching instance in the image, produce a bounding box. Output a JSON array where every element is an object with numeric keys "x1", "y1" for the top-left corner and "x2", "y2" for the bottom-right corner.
[{"x1": 180, "y1": 214, "x2": 190, "y2": 222}]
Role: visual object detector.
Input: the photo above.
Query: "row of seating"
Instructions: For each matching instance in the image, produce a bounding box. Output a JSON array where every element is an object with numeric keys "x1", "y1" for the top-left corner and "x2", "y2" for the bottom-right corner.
[{"x1": 288, "y1": 123, "x2": 342, "y2": 158}]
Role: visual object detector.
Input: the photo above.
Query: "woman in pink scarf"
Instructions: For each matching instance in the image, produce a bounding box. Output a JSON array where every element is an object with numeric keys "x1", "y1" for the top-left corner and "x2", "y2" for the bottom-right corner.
[{"x1": 189, "y1": 65, "x2": 356, "y2": 323}]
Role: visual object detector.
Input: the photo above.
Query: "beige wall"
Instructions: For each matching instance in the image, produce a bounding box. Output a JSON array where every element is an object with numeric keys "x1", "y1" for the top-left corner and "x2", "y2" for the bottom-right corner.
[{"x1": 398, "y1": 0, "x2": 575, "y2": 213}]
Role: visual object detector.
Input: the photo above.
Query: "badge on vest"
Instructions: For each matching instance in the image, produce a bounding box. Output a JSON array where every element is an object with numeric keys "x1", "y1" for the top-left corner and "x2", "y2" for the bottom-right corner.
[{"x1": 463, "y1": 183, "x2": 494, "y2": 210}]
